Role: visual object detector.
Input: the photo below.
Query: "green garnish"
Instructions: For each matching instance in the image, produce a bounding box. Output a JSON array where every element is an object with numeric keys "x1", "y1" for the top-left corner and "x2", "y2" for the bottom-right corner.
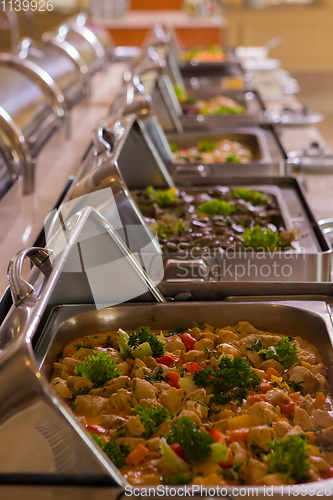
[
  {"x1": 173, "y1": 84, "x2": 188, "y2": 102},
  {"x1": 92, "y1": 434, "x2": 128, "y2": 468},
  {"x1": 74, "y1": 351, "x2": 121, "y2": 387},
  {"x1": 258, "y1": 336, "x2": 299, "y2": 368},
  {"x1": 74, "y1": 343, "x2": 93, "y2": 350},
  {"x1": 192, "y1": 322, "x2": 205, "y2": 331},
  {"x1": 151, "y1": 214, "x2": 185, "y2": 239},
  {"x1": 145, "y1": 366, "x2": 168, "y2": 383},
  {"x1": 225, "y1": 152, "x2": 241, "y2": 163},
  {"x1": 202, "y1": 105, "x2": 244, "y2": 116},
  {"x1": 198, "y1": 140, "x2": 216, "y2": 152},
  {"x1": 163, "y1": 472, "x2": 193, "y2": 485},
  {"x1": 265, "y1": 435, "x2": 310, "y2": 483},
  {"x1": 128, "y1": 326, "x2": 165, "y2": 359},
  {"x1": 132, "y1": 405, "x2": 174, "y2": 439},
  {"x1": 248, "y1": 339, "x2": 263, "y2": 352},
  {"x1": 193, "y1": 355, "x2": 261, "y2": 405},
  {"x1": 243, "y1": 226, "x2": 298, "y2": 252},
  {"x1": 71, "y1": 386, "x2": 90, "y2": 401},
  {"x1": 169, "y1": 143, "x2": 178, "y2": 153},
  {"x1": 198, "y1": 199, "x2": 236, "y2": 217},
  {"x1": 146, "y1": 186, "x2": 178, "y2": 208},
  {"x1": 231, "y1": 188, "x2": 269, "y2": 206},
  {"x1": 166, "y1": 417, "x2": 214, "y2": 462}
]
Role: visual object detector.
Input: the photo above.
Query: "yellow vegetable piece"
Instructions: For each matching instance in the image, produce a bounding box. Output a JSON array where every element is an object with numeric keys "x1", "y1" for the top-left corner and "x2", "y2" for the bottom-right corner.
[
  {"x1": 306, "y1": 445, "x2": 321, "y2": 457},
  {"x1": 228, "y1": 414, "x2": 251, "y2": 431},
  {"x1": 271, "y1": 374, "x2": 290, "y2": 391}
]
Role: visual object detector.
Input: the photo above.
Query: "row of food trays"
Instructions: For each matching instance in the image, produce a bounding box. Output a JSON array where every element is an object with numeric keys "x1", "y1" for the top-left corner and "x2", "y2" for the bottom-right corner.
[{"x1": 0, "y1": 22, "x2": 333, "y2": 499}]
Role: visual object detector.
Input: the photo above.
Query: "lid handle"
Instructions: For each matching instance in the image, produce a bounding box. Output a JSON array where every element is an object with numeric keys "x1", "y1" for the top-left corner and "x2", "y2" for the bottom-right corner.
[{"x1": 7, "y1": 247, "x2": 54, "y2": 306}]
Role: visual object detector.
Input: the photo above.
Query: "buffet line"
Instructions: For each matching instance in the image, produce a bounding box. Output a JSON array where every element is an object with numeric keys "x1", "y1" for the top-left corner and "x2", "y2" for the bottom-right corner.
[{"x1": 0, "y1": 18, "x2": 333, "y2": 499}]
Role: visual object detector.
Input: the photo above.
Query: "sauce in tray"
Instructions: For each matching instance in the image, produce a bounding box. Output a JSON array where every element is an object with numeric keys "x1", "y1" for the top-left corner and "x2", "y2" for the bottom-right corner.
[{"x1": 50, "y1": 322, "x2": 333, "y2": 486}]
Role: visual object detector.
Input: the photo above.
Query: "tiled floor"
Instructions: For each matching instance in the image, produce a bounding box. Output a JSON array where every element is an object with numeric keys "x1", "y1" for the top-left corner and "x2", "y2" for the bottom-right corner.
[{"x1": 293, "y1": 72, "x2": 333, "y2": 151}]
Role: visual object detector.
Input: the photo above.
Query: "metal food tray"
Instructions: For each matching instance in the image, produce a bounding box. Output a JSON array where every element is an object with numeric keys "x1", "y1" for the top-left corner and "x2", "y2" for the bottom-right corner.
[
  {"x1": 132, "y1": 178, "x2": 331, "y2": 283},
  {"x1": 142, "y1": 117, "x2": 287, "y2": 177},
  {"x1": 5, "y1": 288, "x2": 333, "y2": 498}
]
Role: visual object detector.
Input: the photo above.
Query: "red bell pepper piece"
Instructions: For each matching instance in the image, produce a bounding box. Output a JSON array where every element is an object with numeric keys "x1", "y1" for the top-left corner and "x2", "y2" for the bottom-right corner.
[
  {"x1": 170, "y1": 443, "x2": 185, "y2": 460},
  {"x1": 86, "y1": 424, "x2": 107, "y2": 435},
  {"x1": 155, "y1": 355, "x2": 177, "y2": 366},
  {"x1": 186, "y1": 361, "x2": 203, "y2": 375},
  {"x1": 209, "y1": 428, "x2": 226, "y2": 444},
  {"x1": 166, "y1": 371, "x2": 181, "y2": 389},
  {"x1": 180, "y1": 333, "x2": 197, "y2": 351},
  {"x1": 278, "y1": 401, "x2": 296, "y2": 419}
]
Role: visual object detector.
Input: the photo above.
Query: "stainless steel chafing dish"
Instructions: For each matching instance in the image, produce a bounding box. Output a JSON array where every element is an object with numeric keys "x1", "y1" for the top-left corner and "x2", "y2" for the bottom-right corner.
[
  {"x1": 0, "y1": 224, "x2": 333, "y2": 499},
  {"x1": 44, "y1": 124, "x2": 331, "y2": 283},
  {"x1": 0, "y1": 63, "x2": 64, "y2": 194},
  {"x1": 42, "y1": 13, "x2": 113, "y2": 83}
]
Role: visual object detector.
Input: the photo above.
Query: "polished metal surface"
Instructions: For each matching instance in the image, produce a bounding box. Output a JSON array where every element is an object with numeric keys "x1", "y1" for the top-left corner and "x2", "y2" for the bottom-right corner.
[{"x1": 16, "y1": 38, "x2": 85, "y2": 109}]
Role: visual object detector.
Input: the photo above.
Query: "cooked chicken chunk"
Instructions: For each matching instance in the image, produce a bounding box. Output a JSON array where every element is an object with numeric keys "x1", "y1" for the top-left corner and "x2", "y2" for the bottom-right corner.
[
  {"x1": 132, "y1": 378, "x2": 158, "y2": 401},
  {"x1": 50, "y1": 377, "x2": 72, "y2": 399}
]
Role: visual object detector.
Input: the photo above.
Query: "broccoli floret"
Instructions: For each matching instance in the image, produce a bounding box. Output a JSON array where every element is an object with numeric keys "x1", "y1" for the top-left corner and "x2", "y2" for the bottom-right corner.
[
  {"x1": 92, "y1": 435, "x2": 128, "y2": 468},
  {"x1": 197, "y1": 140, "x2": 216, "y2": 152}
]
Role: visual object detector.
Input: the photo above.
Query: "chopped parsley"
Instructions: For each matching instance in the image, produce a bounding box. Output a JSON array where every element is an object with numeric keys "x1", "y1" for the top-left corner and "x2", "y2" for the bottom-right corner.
[
  {"x1": 166, "y1": 417, "x2": 213, "y2": 462},
  {"x1": 127, "y1": 326, "x2": 165, "y2": 359},
  {"x1": 74, "y1": 351, "x2": 121, "y2": 386},
  {"x1": 258, "y1": 336, "x2": 299, "y2": 367},
  {"x1": 265, "y1": 435, "x2": 310, "y2": 483},
  {"x1": 92, "y1": 434, "x2": 128, "y2": 468},
  {"x1": 71, "y1": 386, "x2": 90, "y2": 402},
  {"x1": 247, "y1": 339, "x2": 263, "y2": 352},
  {"x1": 74, "y1": 343, "x2": 93, "y2": 351},
  {"x1": 193, "y1": 355, "x2": 262, "y2": 405},
  {"x1": 198, "y1": 199, "x2": 236, "y2": 217},
  {"x1": 192, "y1": 322, "x2": 205, "y2": 331},
  {"x1": 163, "y1": 472, "x2": 193, "y2": 485},
  {"x1": 132, "y1": 405, "x2": 174, "y2": 438},
  {"x1": 145, "y1": 366, "x2": 168, "y2": 383}
]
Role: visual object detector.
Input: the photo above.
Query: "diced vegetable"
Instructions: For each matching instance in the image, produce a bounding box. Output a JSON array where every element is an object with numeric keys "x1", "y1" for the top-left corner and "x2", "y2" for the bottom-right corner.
[
  {"x1": 155, "y1": 354, "x2": 177, "y2": 366},
  {"x1": 277, "y1": 401, "x2": 296, "y2": 419},
  {"x1": 128, "y1": 326, "x2": 165, "y2": 359},
  {"x1": 86, "y1": 424, "x2": 107, "y2": 435},
  {"x1": 209, "y1": 428, "x2": 225, "y2": 444},
  {"x1": 180, "y1": 333, "x2": 197, "y2": 351},
  {"x1": 132, "y1": 342, "x2": 153, "y2": 359},
  {"x1": 306, "y1": 445, "x2": 321, "y2": 457},
  {"x1": 264, "y1": 367, "x2": 281, "y2": 380},
  {"x1": 315, "y1": 392, "x2": 326, "y2": 406},
  {"x1": 170, "y1": 443, "x2": 185, "y2": 459},
  {"x1": 260, "y1": 382, "x2": 275, "y2": 394},
  {"x1": 166, "y1": 371, "x2": 181, "y2": 389},
  {"x1": 210, "y1": 442, "x2": 229, "y2": 463},
  {"x1": 228, "y1": 428, "x2": 249, "y2": 443},
  {"x1": 125, "y1": 444, "x2": 149, "y2": 466},
  {"x1": 178, "y1": 375, "x2": 199, "y2": 394},
  {"x1": 228, "y1": 414, "x2": 251, "y2": 431},
  {"x1": 118, "y1": 328, "x2": 129, "y2": 353},
  {"x1": 186, "y1": 362, "x2": 203, "y2": 375},
  {"x1": 160, "y1": 439, "x2": 190, "y2": 473}
]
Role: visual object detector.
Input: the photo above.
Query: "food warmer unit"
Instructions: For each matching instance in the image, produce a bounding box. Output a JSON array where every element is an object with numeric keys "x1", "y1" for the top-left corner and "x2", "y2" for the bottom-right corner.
[
  {"x1": 41, "y1": 116, "x2": 331, "y2": 284},
  {"x1": 0, "y1": 207, "x2": 333, "y2": 498}
]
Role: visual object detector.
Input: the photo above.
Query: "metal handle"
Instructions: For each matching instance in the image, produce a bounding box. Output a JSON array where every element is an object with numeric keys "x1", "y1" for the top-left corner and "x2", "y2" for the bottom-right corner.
[
  {"x1": 0, "y1": 53, "x2": 67, "y2": 119},
  {"x1": 122, "y1": 95, "x2": 152, "y2": 117},
  {"x1": 93, "y1": 128, "x2": 114, "y2": 156},
  {"x1": 7, "y1": 247, "x2": 54, "y2": 306},
  {"x1": 318, "y1": 218, "x2": 333, "y2": 243}
]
